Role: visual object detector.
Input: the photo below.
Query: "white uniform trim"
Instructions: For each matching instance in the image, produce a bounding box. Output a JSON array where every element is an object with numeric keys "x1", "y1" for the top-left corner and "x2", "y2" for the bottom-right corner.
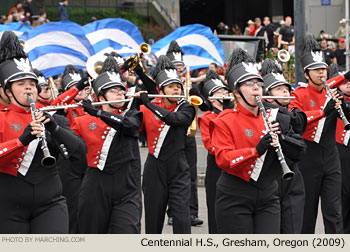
[
  {"x1": 97, "y1": 128, "x2": 117, "y2": 171},
  {"x1": 344, "y1": 130, "x2": 350, "y2": 146},
  {"x1": 153, "y1": 101, "x2": 184, "y2": 158},
  {"x1": 314, "y1": 98, "x2": 330, "y2": 143},
  {"x1": 18, "y1": 138, "x2": 40, "y2": 176}
]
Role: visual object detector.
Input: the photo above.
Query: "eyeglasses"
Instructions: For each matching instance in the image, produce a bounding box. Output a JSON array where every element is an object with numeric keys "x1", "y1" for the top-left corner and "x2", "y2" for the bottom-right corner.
[
  {"x1": 108, "y1": 88, "x2": 126, "y2": 95},
  {"x1": 243, "y1": 81, "x2": 264, "y2": 87}
]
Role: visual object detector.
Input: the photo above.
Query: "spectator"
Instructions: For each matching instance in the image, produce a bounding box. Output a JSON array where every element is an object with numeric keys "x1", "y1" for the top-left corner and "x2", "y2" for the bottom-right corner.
[
  {"x1": 232, "y1": 24, "x2": 242, "y2": 35},
  {"x1": 57, "y1": 0, "x2": 69, "y2": 21},
  {"x1": 0, "y1": 15, "x2": 8, "y2": 24},
  {"x1": 90, "y1": 16, "x2": 97, "y2": 23},
  {"x1": 7, "y1": 1, "x2": 23, "y2": 17},
  {"x1": 334, "y1": 37, "x2": 346, "y2": 67},
  {"x1": 249, "y1": 17, "x2": 268, "y2": 62},
  {"x1": 244, "y1": 20, "x2": 254, "y2": 35},
  {"x1": 216, "y1": 22, "x2": 226, "y2": 34},
  {"x1": 23, "y1": 0, "x2": 33, "y2": 19},
  {"x1": 320, "y1": 39, "x2": 335, "y2": 65},
  {"x1": 335, "y1": 18, "x2": 346, "y2": 38},
  {"x1": 275, "y1": 19, "x2": 285, "y2": 35},
  {"x1": 278, "y1": 16, "x2": 295, "y2": 49},
  {"x1": 38, "y1": 10, "x2": 50, "y2": 24},
  {"x1": 319, "y1": 30, "x2": 336, "y2": 49},
  {"x1": 263, "y1": 16, "x2": 275, "y2": 49}
]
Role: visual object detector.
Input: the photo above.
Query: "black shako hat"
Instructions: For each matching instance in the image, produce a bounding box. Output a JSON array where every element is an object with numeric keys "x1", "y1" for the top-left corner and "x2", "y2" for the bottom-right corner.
[
  {"x1": 202, "y1": 70, "x2": 227, "y2": 99},
  {"x1": 225, "y1": 48, "x2": 263, "y2": 90},
  {"x1": 166, "y1": 40, "x2": 185, "y2": 67},
  {"x1": 301, "y1": 34, "x2": 328, "y2": 71},
  {"x1": 33, "y1": 69, "x2": 48, "y2": 87},
  {"x1": 261, "y1": 58, "x2": 291, "y2": 94},
  {"x1": 93, "y1": 55, "x2": 125, "y2": 97},
  {"x1": 152, "y1": 55, "x2": 182, "y2": 89},
  {"x1": 61, "y1": 65, "x2": 82, "y2": 90},
  {"x1": 0, "y1": 30, "x2": 38, "y2": 89}
]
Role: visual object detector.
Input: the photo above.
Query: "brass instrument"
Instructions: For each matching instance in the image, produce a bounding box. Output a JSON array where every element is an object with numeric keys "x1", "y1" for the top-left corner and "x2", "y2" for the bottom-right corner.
[
  {"x1": 256, "y1": 95, "x2": 294, "y2": 180},
  {"x1": 321, "y1": 77, "x2": 350, "y2": 130},
  {"x1": 208, "y1": 95, "x2": 295, "y2": 100},
  {"x1": 277, "y1": 49, "x2": 290, "y2": 62},
  {"x1": 127, "y1": 43, "x2": 151, "y2": 74},
  {"x1": 86, "y1": 53, "x2": 107, "y2": 79},
  {"x1": 40, "y1": 99, "x2": 132, "y2": 112},
  {"x1": 27, "y1": 94, "x2": 57, "y2": 169},
  {"x1": 185, "y1": 66, "x2": 203, "y2": 137},
  {"x1": 48, "y1": 77, "x2": 59, "y2": 100}
]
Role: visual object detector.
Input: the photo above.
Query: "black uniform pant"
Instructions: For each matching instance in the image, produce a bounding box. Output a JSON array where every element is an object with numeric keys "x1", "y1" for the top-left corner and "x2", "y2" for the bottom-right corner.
[
  {"x1": 57, "y1": 154, "x2": 87, "y2": 234},
  {"x1": 300, "y1": 142, "x2": 343, "y2": 234},
  {"x1": 215, "y1": 173, "x2": 280, "y2": 234},
  {"x1": 277, "y1": 165, "x2": 305, "y2": 233},
  {"x1": 143, "y1": 152, "x2": 191, "y2": 234},
  {"x1": 168, "y1": 136, "x2": 198, "y2": 218},
  {"x1": 78, "y1": 166, "x2": 141, "y2": 234},
  {"x1": 337, "y1": 143, "x2": 350, "y2": 233},
  {"x1": 205, "y1": 153, "x2": 221, "y2": 234},
  {"x1": 0, "y1": 173, "x2": 68, "y2": 234}
]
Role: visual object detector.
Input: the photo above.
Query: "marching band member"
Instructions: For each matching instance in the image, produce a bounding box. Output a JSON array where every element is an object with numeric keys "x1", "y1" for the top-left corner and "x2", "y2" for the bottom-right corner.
[
  {"x1": 198, "y1": 70, "x2": 233, "y2": 233},
  {"x1": 289, "y1": 34, "x2": 350, "y2": 233},
  {"x1": 166, "y1": 40, "x2": 203, "y2": 226},
  {"x1": 139, "y1": 55, "x2": 195, "y2": 233},
  {"x1": 0, "y1": 83, "x2": 10, "y2": 110},
  {"x1": 0, "y1": 31, "x2": 86, "y2": 233},
  {"x1": 210, "y1": 48, "x2": 305, "y2": 233},
  {"x1": 261, "y1": 59, "x2": 307, "y2": 233},
  {"x1": 33, "y1": 69, "x2": 52, "y2": 107},
  {"x1": 329, "y1": 64, "x2": 350, "y2": 234},
  {"x1": 72, "y1": 56, "x2": 142, "y2": 233}
]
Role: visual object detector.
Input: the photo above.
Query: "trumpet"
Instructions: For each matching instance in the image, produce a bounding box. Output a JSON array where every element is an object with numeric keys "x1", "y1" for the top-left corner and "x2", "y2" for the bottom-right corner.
[
  {"x1": 126, "y1": 43, "x2": 151, "y2": 74},
  {"x1": 256, "y1": 96, "x2": 294, "y2": 180},
  {"x1": 40, "y1": 99, "x2": 132, "y2": 112},
  {"x1": 27, "y1": 94, "x2": 57, "y2": 169},
  {"x1": 277, "y1": 49, "x2": 290, "y2": 62},
  {"x1": 321, "y1": 77, "x2": 350, "y2": 130},
  {"x1": 208, "y1": 95, "x2": 295, "y2": 100},
  {"x1": 86, "y1": 53, "x2": 107, "y2": 80}
]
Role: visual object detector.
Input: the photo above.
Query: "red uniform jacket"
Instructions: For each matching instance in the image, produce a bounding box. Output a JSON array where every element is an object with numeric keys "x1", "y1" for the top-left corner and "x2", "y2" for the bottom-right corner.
[
  {"x1": 209, "y1": 103, "x2": 269, "y2": 182},
  {"x1": 198, "y1": 110, "x2": 218, "y2": 155}
]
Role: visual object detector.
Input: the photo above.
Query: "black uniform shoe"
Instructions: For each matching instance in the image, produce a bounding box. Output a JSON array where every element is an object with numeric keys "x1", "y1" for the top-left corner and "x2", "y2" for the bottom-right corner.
[
  {"x1": 167, "y1": 217, "x2": 173, "y2": 226},
  {"x1": 191, "y1": 215, "x2": 203, "y2": 226}
]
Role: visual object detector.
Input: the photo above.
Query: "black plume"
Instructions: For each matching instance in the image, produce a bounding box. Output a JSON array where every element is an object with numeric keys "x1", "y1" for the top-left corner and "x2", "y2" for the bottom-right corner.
[
  {"x1": 226, "y1": 48, "x2": 255, "y2": 76},
  {"x1": 100, "y1": 56, "x2": 122, "y2": 75},
  {"x1": 166, "y1": 40, "x2": 184, "y2": 55},
  {"x1": 303, "y1": 33, "x2": 320, "y2": 52},
  {"x1": 63, "y1": 65, "x2": 80, "y2": 76},
  {"x1": 33, "y1": 68, "x2": 44, "y2": 77},
  {"x1": 105, "y1": 51, "x2": 123, "y2": 58},
  {"x1": 328, "y1": 64, "x2": 340, "y2": 78},
  {"x1": 261, "y1": 58, "x2": 282, "y2": 76},
  {"x1": 206, "y1": 69, "x2": 221, "y2": 81},
  {"x1": 0, "y1": 30, "x2": 27, "y2": 63},
  {"x1": 151, "y1": 55, "x2": 176, "y2": 79}
]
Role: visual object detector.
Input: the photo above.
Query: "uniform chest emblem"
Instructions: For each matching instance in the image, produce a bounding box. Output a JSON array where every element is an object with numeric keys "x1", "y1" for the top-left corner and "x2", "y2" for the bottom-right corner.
[
  {"x1": 71, "y1": 111, "x2": 79, "y2": 118},
  {"x1": 11, "y1": 123, "x2": 22, "y2": 132},
  {"x1": 310, "y1": 99, "x2": 316, "y2": 107},
  {"x1": 89, "y1": 122, "x2": 97, "y2": 131},
  {"x1": 244, "y1": 128, "x2": 254, "y2": 138}
]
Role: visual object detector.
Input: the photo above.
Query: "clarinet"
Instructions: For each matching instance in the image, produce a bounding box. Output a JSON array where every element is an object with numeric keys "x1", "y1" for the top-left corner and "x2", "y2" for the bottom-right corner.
[
  {"x1": 255, "y1": 96, "x2": 294, "y2": 180},
  {"x1": 27, "y1": 94, "x2": 57, "y2": 169},
  {"x1": 321, "y1": 77, "x2": 350, "y2": 130}
]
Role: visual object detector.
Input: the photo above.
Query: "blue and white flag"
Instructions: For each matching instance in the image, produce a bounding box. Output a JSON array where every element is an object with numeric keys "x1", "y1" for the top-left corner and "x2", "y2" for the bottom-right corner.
[
  {"x1": 151, "y1": 24, "x2": 225, "y2": 70},
  {"x1": 0, "y1": 22, "x2": 31, "y2": 38},
  {"x1": 83, "y1": 18, "x2": 144, "y2": 58},
  {"x1": 20, "y1": 21, "x2": 95, "y2": 77}
]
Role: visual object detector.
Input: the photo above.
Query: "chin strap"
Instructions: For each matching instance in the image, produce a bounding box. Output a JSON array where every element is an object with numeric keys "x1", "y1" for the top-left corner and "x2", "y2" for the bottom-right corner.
[
  {"x1": 9, "y1": 88, "x2": 30, "y2": 108},
  {"x1": 237, "y1": 87, "x2": 256, "y2": 107},
  {"x1": 306, "y1": 70, "x2": 322, "y2": 88}
]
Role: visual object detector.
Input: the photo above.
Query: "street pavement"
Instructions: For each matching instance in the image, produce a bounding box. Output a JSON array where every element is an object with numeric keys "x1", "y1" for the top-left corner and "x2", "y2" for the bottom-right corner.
[{"x1": 139, "y1": 111, "x2": 324, "y2": 234}]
